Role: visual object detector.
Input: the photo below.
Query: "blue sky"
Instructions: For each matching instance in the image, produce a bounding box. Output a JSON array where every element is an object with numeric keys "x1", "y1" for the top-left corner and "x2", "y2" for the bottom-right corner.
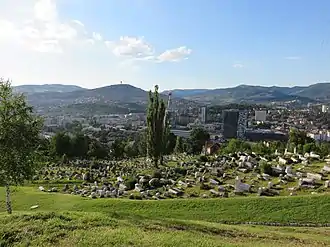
[{"x1": 1, "y1": 0, "x2": 330, "y2": 90}]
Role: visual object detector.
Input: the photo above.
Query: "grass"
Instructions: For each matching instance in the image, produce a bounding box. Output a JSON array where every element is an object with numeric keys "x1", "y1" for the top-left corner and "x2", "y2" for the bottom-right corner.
[{"x1": 0, "y1": 187, "x2": 330, "y2": 246}]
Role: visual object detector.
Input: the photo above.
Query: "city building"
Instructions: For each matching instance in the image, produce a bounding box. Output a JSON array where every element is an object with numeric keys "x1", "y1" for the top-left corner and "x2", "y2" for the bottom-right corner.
[
  {"x1": 322, "y1": 105, "x2": 329, "y2": 113},
  {"x1": 200, "y1": 106, "x2": 207, "y2": 124},
  {"x1": 170, "y1": 129, "x2": 191, "y2": 138},
  {"x1": 245, "y1": 129, "x2": 288, "y2": 142},
  {"x1": 222, "y1": 110, "x2": 239, "y2": 139},
  {"x1": 255, "y1": 110, "x2": 267, "y2": 122},
  {"x1": 307, "y1": 131, "x2": 330, "y2": 142}
]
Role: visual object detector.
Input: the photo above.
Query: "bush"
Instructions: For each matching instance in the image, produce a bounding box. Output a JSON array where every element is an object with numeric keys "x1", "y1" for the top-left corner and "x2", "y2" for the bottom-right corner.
[
  {"x1": 152, "y1": 170, "x2": 162, "y2": 179},
  {"x1": 125, "y1": 177, "x2": 137, "y2": 190},
  {"x1": 200, "y1": 183, "x2": 212, "y2": 190},
  {"x1": 199, "y1": 155, "x2": 209, "y2": 162},
  {"x1": 261, "y1": 162, "x2": 273, "y2": 176},
  {"x1": 174, "y1": 167, "x2": 187, "y2": 176}
]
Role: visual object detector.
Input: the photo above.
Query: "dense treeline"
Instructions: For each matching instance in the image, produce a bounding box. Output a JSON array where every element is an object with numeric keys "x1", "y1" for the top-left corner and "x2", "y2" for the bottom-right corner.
[
  {"x1": 42, "y1": 127, "x2": 211, "y2": 161},
  {"x1": 43, "y1": 127, "x2": 330, "y2": 162}
]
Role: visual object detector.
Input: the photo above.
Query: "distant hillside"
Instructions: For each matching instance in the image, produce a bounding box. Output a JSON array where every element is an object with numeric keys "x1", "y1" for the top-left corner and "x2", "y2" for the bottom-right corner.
[
  {"x1": 169, "y1": 83, "x2": 330, "y2": 104},
  {"x1": 24, "y1": 84, "x2": 199, "y2": 115},
  {"x1": 14, "y1": 84, "x2": 85, "y2": 94},
  {"x1": 162, "y1": 89, "x2": 210, "y2": 97},
  {"x1": 26, "y1": 84, "x2": 150, "y2": 106}
]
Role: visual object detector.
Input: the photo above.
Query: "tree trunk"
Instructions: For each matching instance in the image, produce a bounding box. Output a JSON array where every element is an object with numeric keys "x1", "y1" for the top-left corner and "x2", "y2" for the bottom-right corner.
[{"x1": 5, "y1": 184, "x2": 12, "y2": 214}]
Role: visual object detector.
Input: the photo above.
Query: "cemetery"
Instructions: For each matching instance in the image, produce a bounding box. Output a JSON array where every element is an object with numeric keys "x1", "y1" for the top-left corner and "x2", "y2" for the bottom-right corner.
[{"x1": 33, "y1": 150, "x2": 330, "y2": 200}]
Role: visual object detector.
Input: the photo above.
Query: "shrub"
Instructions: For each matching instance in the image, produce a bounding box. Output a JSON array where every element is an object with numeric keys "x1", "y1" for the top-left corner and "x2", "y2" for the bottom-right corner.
[
  {"x1": 174, "y1": 167, "x2": 187, "y2": 176},
  {"x1": 200, "y1": 183, "x2": 212, "y2": 190},
  {"x1": 199, "y1": 155, "x2": 209, "y2": 162},
  {"x1": 261, "y1": 162, "x2": 273, "y2": 176},
  {"x1": 152, "y1": 170, "x2": 162, "y2": 179},
  {"x1": 125, "y1": 177, "x2": 137, "y2": 190}
]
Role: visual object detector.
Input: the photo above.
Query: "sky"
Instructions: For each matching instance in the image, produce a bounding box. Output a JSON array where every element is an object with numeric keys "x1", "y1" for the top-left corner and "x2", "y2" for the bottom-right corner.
[{"x1": 1, "y1": 0, "x2": 330, "y2": 91}]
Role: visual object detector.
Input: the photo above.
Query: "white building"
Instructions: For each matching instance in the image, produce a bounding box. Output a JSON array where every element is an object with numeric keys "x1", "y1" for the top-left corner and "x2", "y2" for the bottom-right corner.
[
  {"x1": 307, "y1": 131, "x2": 330, "y2": 142},
  {"x1": 255, "y1": 110, "x2": 267, "y2": 122},
  {"x1": 322, "y1": 105, "x2": 328, "y2": 113}
]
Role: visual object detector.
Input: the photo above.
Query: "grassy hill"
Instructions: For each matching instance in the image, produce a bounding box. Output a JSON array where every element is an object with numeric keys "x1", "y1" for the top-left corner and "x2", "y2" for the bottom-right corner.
[{"x1": 0, "y1": 187, "x2": 329, "y2": 246}]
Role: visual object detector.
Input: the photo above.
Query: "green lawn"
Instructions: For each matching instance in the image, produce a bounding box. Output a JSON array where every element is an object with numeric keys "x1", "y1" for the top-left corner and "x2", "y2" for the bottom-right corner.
[{"x1": 1, "y1": 187, "x2": 330, "y2": 246}]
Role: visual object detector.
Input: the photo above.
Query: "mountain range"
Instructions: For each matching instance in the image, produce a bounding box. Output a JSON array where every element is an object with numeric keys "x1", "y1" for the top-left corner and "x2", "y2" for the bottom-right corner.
[
  {"x1": 12, "y1": 82, "x2": 330, "y2": 115},
  {"x1": 14, "y1": 84, "x2": 195, "y2": 115},
  {"x1": 14, "y1": 84, "x2": 85, "y2": 95},
  {"x1": 164, "y1": 83, "x2": 330, "y2": 104}
]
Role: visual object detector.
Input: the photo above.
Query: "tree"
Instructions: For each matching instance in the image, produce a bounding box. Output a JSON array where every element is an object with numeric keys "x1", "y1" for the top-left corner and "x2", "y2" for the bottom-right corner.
[
  {"x1": 146, "y1": 85, "x2": 168, "y2": 167},
  {"x1": 137, "y1": 130, "x2": 147, "y2": 157},
  {"x1": 319, "y1": 142, "x2": 330, "y2": 157},
  {"x1": 189, "y1": 127, "x2": 210, "y2": 154},
  {"x1": 174, "y1": 136, "x2": 184, "y2": 154},
  {"x1": 124, "y1": 140, "x2": 139, "y2": 158},
  {"x1": 51, "y1": 132, "x2": 72, "y2": 157},
  {"x1": 88, "y1": 139, "x2": 109, "y2": 159},
  {"x1": 71, "y1": 133, "x2": 89, "y2": 158},
  {"x1": 289, "y1": 129, "x2": 314, "y2": 146},
  {"x1": 110, "y1": 139, "x2": 125, "y2": 160},
  {"x1": 0, "y1": 79, "x2": 43, "y2": 214},
  {"x1": 165, "y1": 132, "x2": 176, "y2": 154}
]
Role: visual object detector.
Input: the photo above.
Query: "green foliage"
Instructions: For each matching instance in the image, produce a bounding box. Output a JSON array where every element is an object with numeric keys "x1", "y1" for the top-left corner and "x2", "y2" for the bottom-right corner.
[
  {"x1": 0, "y1": 79, "x2": 43, "y2": 214},
  {"x1": 124, "y1": 141, "x2": 139, "y2": 158},
  {"x1": 88, "y1": 139, "x2": 109, "y2": 159},
  {"x1": 222, "y1": 139, "x2": 250, "y2": 154},
  {"x1": 0, "y1": 80, "x2": 43, "y2": 186},
  {"x1": 111, "y1": 139, "x2": 125, "y2": 160},
  {"x1": 174, "y1": 136, "x2": 184, "y2": 154},
  {"x1": 165, "y1": 133, "x2": 177, "y2": 154},
  {"x1": 51, "y1": 132, "x2": 72, "y2": 157},
  {"x1": 251, "y1": 142, "x2": 271, "y2": 155},
  {"x1": 152, "y1": 170, "x2": 162, "y2": 179},
  {"x1": 199, "y1": 155, "x2": 209, "y2": 162},
  {"x1": 289, "y1": 129, "x2": 314, "y2": 146},
  {"x1": 124, "y1": 177, "x2": 138, "y2": 190},
  {"x1": 146, "y1": 85, "x2": 169, "y2": 167},
  {"x1": 189, "y1": 127, "x2": 210, "y2": 154},
  {"x1": 71, "y1": 133, "x2": 89, "y2": 158},
  {"x1": 136, "y1": 130, "x2": 147, "y2": 157},
  {"x1": 260, "y1": 162, "x2": 273, "y2": 175}
]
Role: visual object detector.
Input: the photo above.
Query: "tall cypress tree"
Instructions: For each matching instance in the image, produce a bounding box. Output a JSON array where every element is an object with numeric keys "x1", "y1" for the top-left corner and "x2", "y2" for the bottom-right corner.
[{"x1": 146, "y1": 85, "x2": 168, "y2": 168}]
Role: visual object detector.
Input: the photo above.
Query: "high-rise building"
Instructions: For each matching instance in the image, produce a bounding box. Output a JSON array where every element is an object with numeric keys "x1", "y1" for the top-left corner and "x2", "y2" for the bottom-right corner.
[
  {"x1": 200, "y1": 106, "x2": 207, "y2": 124},
  {"x1": 222, "y1": 110, "x2": 239, "y2": 139}
]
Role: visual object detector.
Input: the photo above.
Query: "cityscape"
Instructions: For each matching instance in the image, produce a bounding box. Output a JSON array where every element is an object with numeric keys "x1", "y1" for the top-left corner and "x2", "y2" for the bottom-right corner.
[{"x1": 1, "y1": 0, "x2": 330, "y2": 246}]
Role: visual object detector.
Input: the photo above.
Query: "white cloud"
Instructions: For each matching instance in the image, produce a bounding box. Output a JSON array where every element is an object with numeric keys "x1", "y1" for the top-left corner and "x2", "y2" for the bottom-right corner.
[
  {"x1": 106, "y1": 37, "x2": 192, "y2": 64},
  {"x1": 34, "y1": 0, "x2": 58, "y2": 22},
  {"x1": 232, "y1": 63, "x2": 244, "y2": 68},
  {"x1": 33, "y1": 39, "x2": 62, "y2": 53},
  {"x1": 285, "y1": 56, "x2": 301, "y2": 60},
  {"x1": 92, "y1": 32, "x2": 103, "y2": 41},
  {"x1": 106, "y1": 36, "x2": 154, "y2": 59},
  {"x1": 0, "y1": 1, "x2": 192, "y2": 61},
  {"x1": 0, "y1": 0, "x2": 192, "y2": 89},
  {"x1": 157, "y1": 46, "x2": 192, "y2": 62},
  {"x1": 0, "y1": 0, "x2": 86, "y2": 53},
  {"x1": 71, "y1": 20, "x2": 85, "y2": 28}
]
